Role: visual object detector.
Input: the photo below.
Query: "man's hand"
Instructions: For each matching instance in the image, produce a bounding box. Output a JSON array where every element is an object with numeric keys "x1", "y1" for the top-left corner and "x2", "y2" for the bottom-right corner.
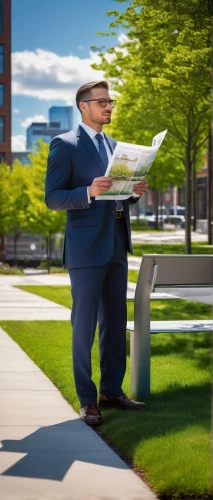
[
  {"x1": 88, "y1": 177, "x2": 113, "y2": 197},
  {"x1": 133, "y1": 178, "x2": 148, "y2": 196}
]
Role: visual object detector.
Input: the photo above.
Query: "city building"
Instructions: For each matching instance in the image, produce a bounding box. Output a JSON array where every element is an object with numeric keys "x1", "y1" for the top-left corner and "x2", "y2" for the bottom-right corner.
[
  {"x1": 49, "y1": 106, "x2": 73, "y2": 130},
  {"x1": 12, "y1": 151, "x2": 32, "y2": 165},
  {"x1": 0, "y1": 0, "x2": 11, "y2": 165},
  {"x1": 26, "y1": 121, "x2": 70, "y2": 150}
]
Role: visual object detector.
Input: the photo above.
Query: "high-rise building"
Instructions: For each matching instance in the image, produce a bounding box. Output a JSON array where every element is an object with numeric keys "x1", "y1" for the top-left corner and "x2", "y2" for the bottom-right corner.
[
  {"x1": 0, "y1": 0, "x2": 11, "y2": 165},
  {"x1": 26, "y1": 121, "x2": 69, "y2": 150},
  {"x1": 49, "y1": 106, "x2": 73, "y2": 130}
]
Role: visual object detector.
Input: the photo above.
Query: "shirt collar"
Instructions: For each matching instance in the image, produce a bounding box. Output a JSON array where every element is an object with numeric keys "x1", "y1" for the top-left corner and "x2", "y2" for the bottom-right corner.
[{"x1": 80, "y1": 122, "x2": 104, "y2": 140}]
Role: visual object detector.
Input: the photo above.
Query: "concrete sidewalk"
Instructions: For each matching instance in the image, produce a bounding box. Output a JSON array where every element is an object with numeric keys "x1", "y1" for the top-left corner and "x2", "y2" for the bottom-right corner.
[
  {"x1": 0, "y1": 327, "x2": 157, "y2": 500},
  {"x1": 0, "y1": 279, "x2": 70, "y2": 320}
]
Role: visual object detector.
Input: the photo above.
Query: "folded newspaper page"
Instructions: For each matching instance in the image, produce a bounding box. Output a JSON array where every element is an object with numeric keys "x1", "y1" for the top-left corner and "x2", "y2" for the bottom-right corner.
[{"x1": 95, "y1": 129, "x2": 167, "y2": 200}]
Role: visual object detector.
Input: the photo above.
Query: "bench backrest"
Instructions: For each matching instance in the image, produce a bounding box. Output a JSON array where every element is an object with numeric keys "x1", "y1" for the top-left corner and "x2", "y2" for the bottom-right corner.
[{"x1": 136, "y1": 255, "x2": 213, "y2": 292}]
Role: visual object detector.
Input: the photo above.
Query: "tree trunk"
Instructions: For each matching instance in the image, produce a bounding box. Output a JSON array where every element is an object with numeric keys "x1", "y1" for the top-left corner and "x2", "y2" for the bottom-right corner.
[
  {"x1": 185, "y1": 144, "x2": 192, "y2": 254},
  {"x1": 192, "y1": 157, "x2": 197, "y2": 233},
  {"x1": 49, "y1": 233, "x2": 52, "y2": 261},
  {"x1": 207, "y1": 129, "x2": 213, "y2": 244},
  {"x1": 135, "y1": 200, "x2": 140, "y2": 222},
  {"x1": 154, "y1": 189, "x2": 159, "y2": 230},
  {"x1": 208, "y1": 13, "x2": 213, "y2": 244},
  {"x1": 46, "y1": 236, "x2": 50, "y2": 274},
  {"x1": 0, "y1": 234, "x2": 5, "y2": 262},
  {"x1": 14, "y1": 234, "x2": 17, "y2": 267}
]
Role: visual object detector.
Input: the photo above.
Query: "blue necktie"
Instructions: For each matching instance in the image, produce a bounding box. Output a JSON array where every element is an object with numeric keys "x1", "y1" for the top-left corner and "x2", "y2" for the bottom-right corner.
[
  {"x1": 95, "y1": 134, "x2": 108, "y2": 170},
  {"x1": 95, "y1": 133, "x2": 123, "y2": 210}
]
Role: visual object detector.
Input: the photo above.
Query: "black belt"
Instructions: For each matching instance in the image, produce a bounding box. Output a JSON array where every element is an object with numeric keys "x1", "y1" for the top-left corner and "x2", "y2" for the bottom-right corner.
[{"x1": 115, "y1": 210, "x2": 125, "y2": 218}]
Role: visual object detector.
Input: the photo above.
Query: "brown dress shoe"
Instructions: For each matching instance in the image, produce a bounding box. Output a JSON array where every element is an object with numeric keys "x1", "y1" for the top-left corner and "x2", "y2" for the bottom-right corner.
[
  {"x1": 98, "y1": 394, "x2": 147, "y2": 410},
  {"x1": 80, "y1": 404, "x2": 103, "y2": 425}
]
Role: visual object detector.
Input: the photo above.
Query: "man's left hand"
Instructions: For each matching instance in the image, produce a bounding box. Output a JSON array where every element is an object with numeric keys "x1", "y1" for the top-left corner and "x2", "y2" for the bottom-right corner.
[{"x1": 133, "y1": 179, "x2": 148, "y2": 196}]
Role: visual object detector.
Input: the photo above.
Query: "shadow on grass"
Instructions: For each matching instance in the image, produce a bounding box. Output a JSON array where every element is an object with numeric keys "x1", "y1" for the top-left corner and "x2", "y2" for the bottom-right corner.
[
  {"x1": 126, "y1": 331, "x2": 211, "y2": 371},
  {"x1": 98, "y1": 381, "x2": 211, "y2": 499},
  {"x1": 101, "y1": 381, "x2": 210, "y2": 439}
]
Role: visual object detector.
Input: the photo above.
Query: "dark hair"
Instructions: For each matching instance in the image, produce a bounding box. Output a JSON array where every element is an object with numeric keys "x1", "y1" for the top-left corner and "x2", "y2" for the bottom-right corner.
[{"x1": 76, "y1": 80, "x2": 109, "y2": 110}]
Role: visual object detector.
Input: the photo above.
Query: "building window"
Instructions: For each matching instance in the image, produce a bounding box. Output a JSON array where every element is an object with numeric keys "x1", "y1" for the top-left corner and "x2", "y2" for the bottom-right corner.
[
  {"x1": 0, "y1": 45, "x2": 4, "y2": 74},
  {"x1": 0, "y1": 152, "x2": 4, "y2": 162},
  {"x1": 0, "y1": 0, "x2": 3, "y2": 33},
  {"x1": 0, "y1": 83, "x2": 4, "y2": 105},
  {"x1": 0, "y1": 116, "x2": 4, "y2": 142}
]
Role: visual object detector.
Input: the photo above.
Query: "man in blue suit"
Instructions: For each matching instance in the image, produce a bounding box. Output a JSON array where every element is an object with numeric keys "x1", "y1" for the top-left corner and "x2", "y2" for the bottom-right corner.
[{"x1": 45, "y1": 81, "x2": 148, "y2": 425}]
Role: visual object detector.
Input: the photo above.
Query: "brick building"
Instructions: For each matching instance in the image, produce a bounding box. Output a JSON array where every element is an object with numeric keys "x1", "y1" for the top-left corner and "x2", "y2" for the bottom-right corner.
[{"x1": 0, "y1": 0, "x2": 11, "y2": 166}]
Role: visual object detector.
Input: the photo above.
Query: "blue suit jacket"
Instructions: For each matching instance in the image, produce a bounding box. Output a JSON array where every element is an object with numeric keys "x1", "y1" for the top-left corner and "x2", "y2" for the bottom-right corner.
[{"x1": 45, "y1": 126, "x2": 137, "y2": 269}]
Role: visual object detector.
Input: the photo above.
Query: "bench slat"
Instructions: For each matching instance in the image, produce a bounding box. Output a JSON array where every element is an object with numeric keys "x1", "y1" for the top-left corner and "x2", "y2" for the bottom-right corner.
[
  {"x1": 127, "y1": 292, "x2": 181, "y2": 301},
  {"x1": 127, "y1": 319, "x2": 213, "y2": 333}
]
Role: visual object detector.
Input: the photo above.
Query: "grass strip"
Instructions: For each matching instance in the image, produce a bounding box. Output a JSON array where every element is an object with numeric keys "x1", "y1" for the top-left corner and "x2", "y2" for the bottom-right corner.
[{"x1": 132, "y1": 242, "x2": 212, "y2": 256}]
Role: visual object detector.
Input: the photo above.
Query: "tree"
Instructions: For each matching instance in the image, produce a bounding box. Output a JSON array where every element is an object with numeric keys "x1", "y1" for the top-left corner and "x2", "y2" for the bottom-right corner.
[
  {"x1": 92, "y1": 0, "x2": 211, "y2": 252},
  {"x1": 26, "y1": 140, "x2": 66, "y2": 271},
  {"x1": 9, "y1": 161, "x2": 32, "y2": 265},
  {"x1": 0, "y1": 163, "x2": 12, "y2": 262}
]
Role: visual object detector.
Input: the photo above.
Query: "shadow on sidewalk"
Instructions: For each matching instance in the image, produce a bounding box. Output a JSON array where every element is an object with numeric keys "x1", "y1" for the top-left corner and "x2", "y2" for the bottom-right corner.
[{"x1": 0, "y1": 419, "x2": 126, "y2": 481}]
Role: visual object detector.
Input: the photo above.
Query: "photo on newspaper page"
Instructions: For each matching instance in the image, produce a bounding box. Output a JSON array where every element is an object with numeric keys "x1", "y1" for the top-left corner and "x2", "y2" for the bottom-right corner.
[{"x1": 95, "y1": 129, "x2": 167, "y2": 200}]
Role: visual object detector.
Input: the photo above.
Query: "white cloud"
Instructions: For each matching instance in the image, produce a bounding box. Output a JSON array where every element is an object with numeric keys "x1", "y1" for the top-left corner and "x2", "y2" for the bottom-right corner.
[
  {"x1": 13, "y1": 108, "x2": 20, "y2": 113},
  {"x1": 12, "y1": 48, "x2": 104, "y2": 103},
  {"x1": 11, "y1": 135, "x2": 26, "y2": 152},
  {"x1": 117, "y1": 33, "x2": 129, "y2": 44},
  {"x1": 21, "y1": 114, "x2": 47, "y2": 129}
]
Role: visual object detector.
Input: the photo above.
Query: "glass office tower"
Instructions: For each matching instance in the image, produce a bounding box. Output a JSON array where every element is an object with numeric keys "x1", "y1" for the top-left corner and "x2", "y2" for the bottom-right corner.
[{"x1": 49, "y1": 106, "x2": 73, "y2": 131}]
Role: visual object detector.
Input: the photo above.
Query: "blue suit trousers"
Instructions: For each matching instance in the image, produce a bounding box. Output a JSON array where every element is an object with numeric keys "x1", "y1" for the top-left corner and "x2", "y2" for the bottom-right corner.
[{"x1": 68, "y1": 218, "x2": 128, "y2": 407}]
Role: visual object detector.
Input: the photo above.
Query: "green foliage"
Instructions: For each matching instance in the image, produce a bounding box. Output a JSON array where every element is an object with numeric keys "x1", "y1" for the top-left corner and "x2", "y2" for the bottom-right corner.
[
  {"x1": 130, "y1": 218, "x2": 149, "y2": 230},
  {"x1": 92, "y1": 0, "x2": 211, "y2": 251},
  {"x1": 1, "y1": 141, "x2": 66, "y2": 247},
  {"x1": 26, "y1": 139, "x2": 66, "y2": 237},
  {"x1": 0, "y1": 163, "x2": 12, "y2": 235},
  {"x1": 0, "y1": 264, "x2": 24, "y2": 275},
  {"x1": 9, "y1": 160, "x2": 32, "y2": 234}
]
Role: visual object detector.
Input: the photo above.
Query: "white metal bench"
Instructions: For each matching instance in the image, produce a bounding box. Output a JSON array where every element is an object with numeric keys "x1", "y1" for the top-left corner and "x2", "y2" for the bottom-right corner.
[{"x1": 127, "y1": 254, "x2": 213, "y2": 398}]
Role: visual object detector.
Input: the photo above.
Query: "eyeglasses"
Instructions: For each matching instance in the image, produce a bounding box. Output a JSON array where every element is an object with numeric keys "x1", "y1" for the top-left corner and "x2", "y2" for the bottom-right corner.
[{"x1": 83, "y1": 98, "x2": 116, "y2": 108}]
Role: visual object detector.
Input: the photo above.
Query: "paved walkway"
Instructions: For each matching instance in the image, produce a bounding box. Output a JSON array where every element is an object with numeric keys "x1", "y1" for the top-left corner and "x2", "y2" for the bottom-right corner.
[
  {"x1": 0, "y1": 278, "x2": 70, "y2": 320},
  {"x1": 0, "y1": 327, "x2": 157, "y2": 500}
]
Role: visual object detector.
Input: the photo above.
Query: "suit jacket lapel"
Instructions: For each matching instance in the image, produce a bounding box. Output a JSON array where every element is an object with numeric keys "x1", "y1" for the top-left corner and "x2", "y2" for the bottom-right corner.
[{"x1": 76, "y1": 126, "x2": 106, "y2": 175}]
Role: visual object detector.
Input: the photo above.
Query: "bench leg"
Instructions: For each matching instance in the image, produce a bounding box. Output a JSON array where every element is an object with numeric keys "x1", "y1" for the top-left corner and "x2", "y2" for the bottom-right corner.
[
  {"x1": 130, "y1": 277, "x2": 151, "y2": 398},
  {"x1": 130, "y1": 325, "x2": 151, "y2": 398}
]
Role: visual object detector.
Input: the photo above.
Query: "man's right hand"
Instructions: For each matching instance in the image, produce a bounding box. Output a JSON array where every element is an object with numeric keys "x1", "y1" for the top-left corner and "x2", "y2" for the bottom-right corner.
[{"x1": 88, "y1": 177, "x2": 113, "y2": 197}]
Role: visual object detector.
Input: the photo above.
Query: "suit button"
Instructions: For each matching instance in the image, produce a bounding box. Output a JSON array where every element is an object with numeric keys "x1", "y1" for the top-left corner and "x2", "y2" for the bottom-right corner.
[{"x1": 112, "y1": 210, "x2": 115, "y2": 213}]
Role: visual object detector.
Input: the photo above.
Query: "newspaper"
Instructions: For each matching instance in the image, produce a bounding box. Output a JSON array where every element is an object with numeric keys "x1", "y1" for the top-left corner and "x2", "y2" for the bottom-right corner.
[{"x1": 96, "y1": 129, "x2": 167, "y2": 200}]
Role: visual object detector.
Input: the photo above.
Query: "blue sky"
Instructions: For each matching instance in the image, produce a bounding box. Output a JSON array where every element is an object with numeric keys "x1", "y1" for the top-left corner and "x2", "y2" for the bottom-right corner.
[{"x1": 12, "y1": 0, "x2": 127, "y2": 151}]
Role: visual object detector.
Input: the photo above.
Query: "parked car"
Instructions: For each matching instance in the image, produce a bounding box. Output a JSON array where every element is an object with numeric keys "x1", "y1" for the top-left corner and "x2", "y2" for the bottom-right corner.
[{"x1": 168, "y1": 205, "x2": 185, "y2": 216}]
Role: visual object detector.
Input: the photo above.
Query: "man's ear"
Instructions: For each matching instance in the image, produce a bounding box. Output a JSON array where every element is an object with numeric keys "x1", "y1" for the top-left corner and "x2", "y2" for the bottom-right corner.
[{"x1": 79, "y1": 102, "x2": 86, "y2": 114}]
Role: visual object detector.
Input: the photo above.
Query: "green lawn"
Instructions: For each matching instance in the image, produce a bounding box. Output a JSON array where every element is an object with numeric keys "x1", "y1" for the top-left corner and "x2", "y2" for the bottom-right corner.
[
  {"x1": 128, "y1": 270, "x2": 139, "y2": 283},
  {"x1": 132, "y1": 242, "x2": 212, "y2": 256},
  {"x1": 2, "y1": 286, "x2": 212, "y2": 499}
]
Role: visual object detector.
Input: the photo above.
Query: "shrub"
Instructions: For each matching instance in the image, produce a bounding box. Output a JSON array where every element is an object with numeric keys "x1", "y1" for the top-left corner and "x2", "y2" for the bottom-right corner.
[{"x1": 0, "y1": 264, "x2": 24, "y2": 275}]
